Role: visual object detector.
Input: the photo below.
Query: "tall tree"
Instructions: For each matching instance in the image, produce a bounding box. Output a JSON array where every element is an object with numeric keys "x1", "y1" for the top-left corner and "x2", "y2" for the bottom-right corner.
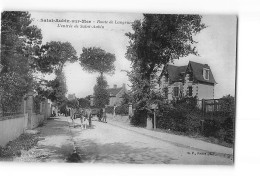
[
  {"x1": 36, "y1": 41, "x2": 77, "y2": 74},
  {"x1": 93, "y1": 75, "x2": 109, "y2": 108},
  {"x1": 79, "y1": 47, "x2": 116, "y2": 76},
  {"x1": 0, "y1": 11, "x2": 42, "y2": 114},
  {"x1": 79, "y1": 47, "x2": 115, "y2": 108},
  {"x1": 126, "y1": 14, "x2": 205, "y2": 118},
  {"x1": 35, "y1": 41, "x2": 77, "y2": 106},
  {"x1": 78, "y1": 97, "x2": 90, "y2": 108}
]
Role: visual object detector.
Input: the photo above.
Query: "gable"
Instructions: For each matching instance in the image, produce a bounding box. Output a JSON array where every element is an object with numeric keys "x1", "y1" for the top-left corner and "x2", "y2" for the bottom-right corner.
[
  {"x1": 107, "y1": 88, "x2": 122, "y2": 97},
  {"x1": 188, "y1": 61, "x2": 216, "y2": 84},
  {"x1": 164, "y1": 61, "x2": 216, "y2": 86},
  {"x1": 166, "y1": 65, "x2": 187, "y2": 83}
]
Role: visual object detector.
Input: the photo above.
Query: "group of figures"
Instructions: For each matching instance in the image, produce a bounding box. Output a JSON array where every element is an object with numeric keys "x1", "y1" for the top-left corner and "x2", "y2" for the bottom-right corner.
[{"x1": 70, "y1": 107, "x2": 107, "y2": 129}]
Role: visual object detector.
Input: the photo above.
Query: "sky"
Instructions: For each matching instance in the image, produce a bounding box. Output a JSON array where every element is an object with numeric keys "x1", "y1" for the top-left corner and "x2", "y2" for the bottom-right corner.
[{"x1": 30, "y1": 12, "x2": 237, "y2": 99}]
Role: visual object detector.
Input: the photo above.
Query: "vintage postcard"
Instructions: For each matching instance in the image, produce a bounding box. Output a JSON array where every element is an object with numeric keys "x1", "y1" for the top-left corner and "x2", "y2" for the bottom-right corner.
[{"x1": 0, "y1": 11, "x2": 236, "y2": 165}]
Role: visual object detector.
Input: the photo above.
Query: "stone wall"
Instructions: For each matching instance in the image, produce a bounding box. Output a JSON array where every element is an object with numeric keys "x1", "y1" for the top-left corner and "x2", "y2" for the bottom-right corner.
[
  {"x1": 0, "y1": 114, "x2": 27, "y2": 147},
  {"x1": 0, "y1": 93, "x2": 52, "y2": 147}
]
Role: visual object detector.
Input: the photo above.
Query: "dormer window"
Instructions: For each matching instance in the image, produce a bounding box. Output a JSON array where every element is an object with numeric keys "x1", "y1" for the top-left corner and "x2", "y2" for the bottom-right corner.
[{"x1": 203, "y1": 68, "x2": 209, "y2": 80}]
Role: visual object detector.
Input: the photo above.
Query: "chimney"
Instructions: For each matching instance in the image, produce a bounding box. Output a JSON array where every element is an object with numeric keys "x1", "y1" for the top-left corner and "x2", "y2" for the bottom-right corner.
[{"x1": 113, "y1": 84, "x2": 117, "y2": 89}]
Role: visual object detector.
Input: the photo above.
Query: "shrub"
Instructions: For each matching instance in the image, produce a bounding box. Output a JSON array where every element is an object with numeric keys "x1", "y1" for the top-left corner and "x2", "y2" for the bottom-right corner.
[
  {"x1": 105, "y1": 106, "x2": 114, "y2": 114},
  {"x1": 157, "y1": 103, "x2": 188, "y2": 133},
  {"x1": 202, "y1": 119, "x2": 221, "y2": 137},
  {"x1": 115, "y1": 104, "x2": 128, "y2": 115},
  {"x1": 130, "y1": 109, "x2": 147, "y2": 127}
]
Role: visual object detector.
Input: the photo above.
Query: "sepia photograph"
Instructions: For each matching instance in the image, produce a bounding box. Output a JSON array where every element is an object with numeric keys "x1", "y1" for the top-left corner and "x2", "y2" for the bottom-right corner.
[{"x1": 0, "y1": 11, "x2": 237, "y2": 165}]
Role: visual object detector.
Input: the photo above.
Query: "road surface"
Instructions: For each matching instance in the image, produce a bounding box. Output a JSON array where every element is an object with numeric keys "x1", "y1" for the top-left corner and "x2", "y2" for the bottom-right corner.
[
  {"x1": 13, "y1": 116, "x2": 233, "y2": 164},
  {"x1": 70, "y1": 117, "x2": 233, "y2": 164}
]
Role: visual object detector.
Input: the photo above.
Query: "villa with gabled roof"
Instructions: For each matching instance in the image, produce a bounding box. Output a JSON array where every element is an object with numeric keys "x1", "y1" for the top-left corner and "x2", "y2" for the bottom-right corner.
[{"x1": 159, "y1": 61, "x2": 217, "y2": 101}]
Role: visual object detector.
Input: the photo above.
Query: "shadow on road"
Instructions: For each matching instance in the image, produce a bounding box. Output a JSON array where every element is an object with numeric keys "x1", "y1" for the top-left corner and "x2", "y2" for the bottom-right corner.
[{"x1": 76, "y1": 139, "x2": 177, "y2": 164}]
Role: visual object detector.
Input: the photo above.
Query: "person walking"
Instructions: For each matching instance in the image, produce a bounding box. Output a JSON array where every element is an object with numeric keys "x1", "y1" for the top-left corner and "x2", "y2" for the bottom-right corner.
[{"x1": 102, "y1": 107, "x2": 107, "y2": 123}]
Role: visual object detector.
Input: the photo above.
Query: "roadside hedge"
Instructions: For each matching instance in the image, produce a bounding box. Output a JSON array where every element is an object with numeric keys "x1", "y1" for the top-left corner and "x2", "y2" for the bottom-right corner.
[{"x1": 131, "y1": 96, "x2": 235, "y2": 145}]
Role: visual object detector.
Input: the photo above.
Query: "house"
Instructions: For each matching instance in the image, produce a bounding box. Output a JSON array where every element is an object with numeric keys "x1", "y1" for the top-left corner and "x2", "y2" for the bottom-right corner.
[
  {"x1": 159, "y1": 61, "x2": 217, "y2": 101},
  {"x1": 107, "y1": 83, "x2": 127, "y2": 106},
  {"x1": 68, "y1": 93, "x2": 76, "y2": 101},
  {"x1": 89, "y1": 83, "x2": 127, "y2": 107}
]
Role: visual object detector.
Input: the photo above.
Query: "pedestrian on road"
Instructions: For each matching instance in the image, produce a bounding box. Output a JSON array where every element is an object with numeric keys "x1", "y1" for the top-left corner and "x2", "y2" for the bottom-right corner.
[
  {"x1": 98, "y1": 108, "x2": 103, "y2": 122},
  {"x1": 102, "y1": 108, "x2": 107, "y2": 123}
]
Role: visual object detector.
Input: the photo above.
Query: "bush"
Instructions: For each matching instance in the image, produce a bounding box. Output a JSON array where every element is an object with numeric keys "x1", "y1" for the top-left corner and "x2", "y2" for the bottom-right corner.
[
  {"x1": 115, "y1": 104, "x2": 128, "y2": 115},
  {"x1": 130, "y1": 95, "x2": 235, "y2": 145},
  {"x1": 157, "y1": 107, "x2": 188, "y2": 133},
  {"x1": 202, "y1": 119, "x2": 221, "y2": 137},
  {"x1": 130, "y1": 109, "x2": 147, "y2": 127},
  {"x1": 105, "y1": 106, "x2": 114, "y2": 114}
]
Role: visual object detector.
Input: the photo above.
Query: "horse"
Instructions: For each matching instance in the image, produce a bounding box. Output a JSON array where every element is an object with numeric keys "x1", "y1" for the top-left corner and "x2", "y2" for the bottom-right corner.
[
  {"x1": 81, "y1": 108, "x2": 91, "y2": 129},
  {"x1": 70, "y1": 108, "x2": 84, "y2": 129}
]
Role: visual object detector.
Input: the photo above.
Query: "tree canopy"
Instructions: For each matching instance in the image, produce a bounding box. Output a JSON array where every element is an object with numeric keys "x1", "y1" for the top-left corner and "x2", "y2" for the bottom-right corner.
[
  {"x1": 79, "y1": 47, "x2": 116, "y2": 76},
  {"x1": 0, "y1": 11, "x2": 43, "y2": 114},
  {"x1": 33, "y1": 41, "x2": 78, "y2": 107},
  {"x1": 36, "y1": 41, "x2": 78, "y2": 74},
  {"x1": 78, "y1": 97, "x2": 90, "y2": 108},
  {"x1": 126, "y1": 14, "x2": 205, "y2": 79},
  {"x1": 125, "y1": 14, "x2": 205, "y2": 115}
]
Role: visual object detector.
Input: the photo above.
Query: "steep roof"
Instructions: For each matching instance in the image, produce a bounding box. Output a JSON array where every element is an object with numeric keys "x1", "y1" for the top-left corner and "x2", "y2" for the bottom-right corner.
[
  {"x1": 167, "y1": 65, "x2": 187, "y2": 83},
  {"x1": 188, "y1": 61, "x2": 216, "y2": 84},
  {"x1": 166, "y1": 61, "x2": 216, "y2": 84},
  {"x1": 107, "y1": 87, "x2": 123, "y2": 97}
]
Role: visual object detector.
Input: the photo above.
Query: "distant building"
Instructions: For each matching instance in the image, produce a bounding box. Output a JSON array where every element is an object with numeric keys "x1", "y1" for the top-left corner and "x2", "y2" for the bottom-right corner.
[
  {"x1": 68, "y1": 93, "x2": 76, "y2": 101},
  {"x1": 89, "y1": 83, "x2": 128, "y2": 107},
  {"x1": 89, "y1": 95, "x2": 94, "y2": 107},
  {"x1": 159, "y1": 61, "x2": 217, "y2": 101},
  {"x1": 107, "y1": 83, "x2": 127, "y2": 106}
]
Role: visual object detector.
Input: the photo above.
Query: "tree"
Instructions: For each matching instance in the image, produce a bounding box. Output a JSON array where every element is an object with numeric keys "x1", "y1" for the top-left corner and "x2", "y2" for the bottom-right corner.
[
  {"x1": 93, "y1": 75, "x2": 109, "y2": 108},
  {"x1": 79, "y1": 47, "x2": 116, "y2": 76},
  {"x1": 0, "y1": 11, "x2": 42, "y2": 115},
  {"x1": 126, "y1": 14, "x2": 205, "y2": 123},
  {"x1": 35, "y1": 41, "x2": 77, "y2": 106},
  {"x1": 79, "y1": 47, "x2": 115, "y2": 108},
  {"x1": 67, "y1": 99, "x2": 79, "y2": 109},
  {"x1": 47, "y1": 71, "x2": 68, "y2": 106},
  {"x1": 78, "y1": 97, "x2": 90, "y2": 108},
  {"x1": 35, "y1": 41, "x2": 77, "y2": 74}
]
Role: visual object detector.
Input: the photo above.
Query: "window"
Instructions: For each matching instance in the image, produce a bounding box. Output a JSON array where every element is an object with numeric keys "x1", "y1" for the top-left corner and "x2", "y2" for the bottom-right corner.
[
  {"x1": 188, "y1": 86, "x2": 193, "y2": 96},
  {"x1": 173, "y1": 87, "x2": 179, "y2": 97},
  {"x1": 203, "y1": 68, "x2": 209, "y2": 80}
]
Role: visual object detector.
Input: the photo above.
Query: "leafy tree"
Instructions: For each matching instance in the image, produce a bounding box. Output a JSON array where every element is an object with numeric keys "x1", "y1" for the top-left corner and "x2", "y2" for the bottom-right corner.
[
  {"x1": 0, "y1": 11, "x2": 42, "y2": 115},
  {"x1": 36, "y1": 41, "x2": 77, "y2": 74},
  {"x1": 78, "y1": 97, "x2": 90, "y2": 108},
  {"x1": 79, "y1": 47, "x2": 116, "y2": 76},
  {"x1": 47, "y1": 71, "x2": 68, "y2": 106},
  {"x1": 34, "y1": 41, "x2": 77, "y2": 106},
  {"x1": 121, "y1": 92, "x2": 132, "y2": 105},
  {"x1": 79, "y1": 47, "x2": 115, "y2": 108},
  {"x1": 125, "y1": 14, "x2": 205, "y2": 122},
  {"x1": 67, "y1": 99, "x2": 79, "y2": 109},
  {"x1": 93, "y1": 75, "x2": 109, "y2": 108}
]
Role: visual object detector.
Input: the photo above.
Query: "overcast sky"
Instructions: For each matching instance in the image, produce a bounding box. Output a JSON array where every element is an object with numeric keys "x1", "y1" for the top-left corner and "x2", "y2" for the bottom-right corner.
[{"x1": 31, "y1": 12, "x2": 237, "y2": 99}]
